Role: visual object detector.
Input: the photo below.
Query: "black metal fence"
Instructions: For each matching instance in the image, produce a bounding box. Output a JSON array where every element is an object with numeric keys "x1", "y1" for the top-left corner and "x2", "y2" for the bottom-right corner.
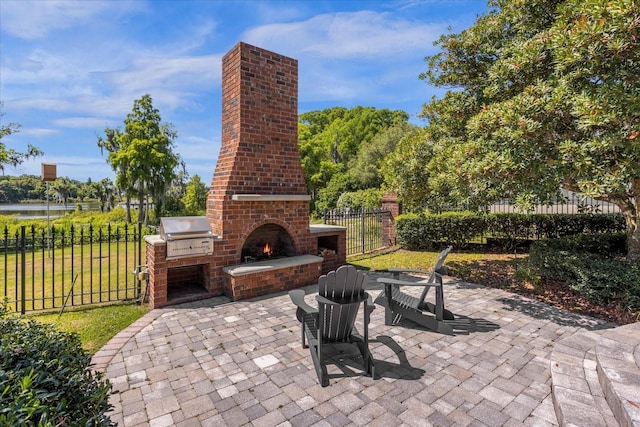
[
  {"x1": 488, "y1": 190, "x2": 620, "y2": 214},
  {"x1": 1, "y1": 224, "x2": 144, "y2": 314},
  {"x1": 323, "y1": 208, "x2": 392, "y2": 256}
]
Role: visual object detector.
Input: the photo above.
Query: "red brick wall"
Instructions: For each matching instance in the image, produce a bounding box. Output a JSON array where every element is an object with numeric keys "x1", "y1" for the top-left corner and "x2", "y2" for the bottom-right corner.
[
  {"x1": 145, "y1": 237, "x2": 225, "y2": 308},
  {"x1": 224, "y1": 260, "x2": 323, "y2": 300},
  {"x1": 146, "y1": 240, "x2": 167, "y2": 308}
]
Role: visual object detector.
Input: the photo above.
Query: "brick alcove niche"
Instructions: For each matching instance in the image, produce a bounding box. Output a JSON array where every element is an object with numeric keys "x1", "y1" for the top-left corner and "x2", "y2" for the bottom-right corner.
[{"x1": 144, "y1": 42, "x2": 347, "y2": 307}]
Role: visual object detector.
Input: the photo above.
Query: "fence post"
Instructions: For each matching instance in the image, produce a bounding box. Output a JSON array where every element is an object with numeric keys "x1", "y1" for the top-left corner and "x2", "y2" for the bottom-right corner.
[
  {"x1": 20, "y1": 225, "x2": 26, "y2": 315},
  {"x1": 361, "y1": 210, "x2": 366, "y2": 253},
  {"x1": 382, "y1": 193, "x2": 401, "y2": 246},
  {"x1": 137, "y1": 221, "x2": 142, "y2": 298}
]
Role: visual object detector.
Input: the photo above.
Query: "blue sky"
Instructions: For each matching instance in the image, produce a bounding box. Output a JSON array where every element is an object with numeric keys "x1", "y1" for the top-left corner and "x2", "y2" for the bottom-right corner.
[{"x1": 0, "y1": 0, "x2": 489, "y2": 182}]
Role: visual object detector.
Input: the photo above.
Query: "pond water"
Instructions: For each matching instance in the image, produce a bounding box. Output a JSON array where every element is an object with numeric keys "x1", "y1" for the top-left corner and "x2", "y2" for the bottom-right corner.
[{"x1": 0, "y1": 202, "x2": 100, "y2": 220}]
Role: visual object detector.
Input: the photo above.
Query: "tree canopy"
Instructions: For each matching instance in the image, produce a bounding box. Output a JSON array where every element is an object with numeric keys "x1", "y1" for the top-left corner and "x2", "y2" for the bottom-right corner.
[
  {"x1": 384, "y1": 0, "x2": 640, "y2": 259},
  {"x1": 298, "y1": 106, "x2": 413, "y2": 213},
  {"x1": 182, "y1": 174, "x2": 208, "y2": 215},
  {"x1": 98, "y1": 95, "x2": 181, "y2": 223}
]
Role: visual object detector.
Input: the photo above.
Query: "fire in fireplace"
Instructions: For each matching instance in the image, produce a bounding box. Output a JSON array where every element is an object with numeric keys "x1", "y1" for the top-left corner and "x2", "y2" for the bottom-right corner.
[{"x1": 241, "y1": 224, "x2": 295, "y2": 262}]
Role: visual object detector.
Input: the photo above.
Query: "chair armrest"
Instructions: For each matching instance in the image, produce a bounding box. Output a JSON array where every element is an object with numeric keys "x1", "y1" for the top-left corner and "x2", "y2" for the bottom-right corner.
[
  {"x1": 388, "y1": 268, "x2": 431, "y2": 275},
  {"x1": 316, "y1": 291, "x2": 371, "y2": 306},
  {"x1": 365, "y1": 293, "x2": 375, "y2": 311},
  {"x1": 377, "y1": 277, "x2": 442, "y2": 288},
  {"x1": 388, "y1": 266, "x2": 448, "y2": 277},
  {"x1": 289, "y1": 289, "x2": 317, "y2": 315}
]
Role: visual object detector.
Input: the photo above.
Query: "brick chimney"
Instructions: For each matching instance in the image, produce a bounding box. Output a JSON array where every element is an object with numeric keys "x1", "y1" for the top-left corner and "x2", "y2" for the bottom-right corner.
[{"x1": 206, "y1": 42, "x2": 314, "y2": 265}]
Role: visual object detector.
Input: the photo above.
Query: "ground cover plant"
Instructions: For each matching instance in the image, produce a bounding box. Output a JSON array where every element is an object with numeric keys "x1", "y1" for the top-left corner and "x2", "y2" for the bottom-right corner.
[{"x1": 0, "y1": 303, "x2": 115, "y2": 426}]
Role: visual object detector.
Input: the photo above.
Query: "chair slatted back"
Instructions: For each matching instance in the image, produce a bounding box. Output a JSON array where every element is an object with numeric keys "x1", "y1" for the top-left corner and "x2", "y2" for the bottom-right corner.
[
  {"x1": 318, "y1": 265, "x2": 366, "y2": 342},
  {"x1": 418, "y1": 246, "x2": 452, "y2": 303}
]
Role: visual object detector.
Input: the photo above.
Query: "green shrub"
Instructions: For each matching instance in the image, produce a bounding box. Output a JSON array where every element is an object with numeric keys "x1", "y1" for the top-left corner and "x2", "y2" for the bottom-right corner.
[
  {"x1": 396, "y1": 211, "x2": 484, "y2": 249},
  {"x1": 529, "y1": 234, "x2": 639, "y2": 311},
  {"x1": 530, "y1": 233, "x2": 627, "y2": 259},
  {"x1": 485, "y1": 213, "x2": 536, "y2": 250},
  {"x1": 394, "y1": 212, "x2": 626, "y2": 251},
  {"x1": 0, "y1": 303, "x2": 114, "y2": 426},
  {"x1": 532, "y1": 214, "x2": 625, "y2": 238},
  {"x1": 486, "y1": 213, "x2": 534, "y2": 240}
]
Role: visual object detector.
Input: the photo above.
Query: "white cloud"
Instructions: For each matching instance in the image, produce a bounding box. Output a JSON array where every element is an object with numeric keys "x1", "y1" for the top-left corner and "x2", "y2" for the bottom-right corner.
[
  {"x1": 0, "y1": 0, "x2": 142, "y2": 40},
  {"x1": 240, "y1": 9, "x2": 447, "y2": 108},
  {"x1": 8, "y1": 97, "x2": 119, "y2": 118},
  {"x1": 20, "y1": 128, "x2": 59, "y2": 138},
  {"x1": 243, "y1": 10, "x2": 447, "y2": 60},
  {"x1": 8, "y1": 98, "x2": 75, "y2": 112},
  {"x1": 1, "y1": 1, "x2": 220, "y2": 122},
  {"x1": 88, "y1": 54, "x2": 223, "y2": 117},
  {"x1": 53, "y1": 117, "x2": 116, "y2": 129},
  {"x1": 108, "y1": 55, "x2": 221, "y2": 99}
]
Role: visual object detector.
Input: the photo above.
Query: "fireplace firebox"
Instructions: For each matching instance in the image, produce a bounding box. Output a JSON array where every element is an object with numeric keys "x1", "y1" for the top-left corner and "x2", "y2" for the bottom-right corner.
[{"x1": 241, "y1": 224, "x2": 295, "y2": 262}]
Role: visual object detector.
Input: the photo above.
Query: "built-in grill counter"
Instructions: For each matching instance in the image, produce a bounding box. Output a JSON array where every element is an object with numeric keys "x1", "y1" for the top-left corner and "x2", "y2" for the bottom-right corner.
[{"x1": 160, "y1": 216, "x2": 215, "y2": 259}]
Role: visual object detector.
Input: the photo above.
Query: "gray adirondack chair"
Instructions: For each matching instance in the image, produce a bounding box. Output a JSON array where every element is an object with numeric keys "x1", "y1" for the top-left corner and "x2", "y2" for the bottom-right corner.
[
  {"x1": 289, "y1": 265, "x2": 375, "y2": 387},
  {"x1": 374, "y1": 246, "x2": 456, "y2": 335}
]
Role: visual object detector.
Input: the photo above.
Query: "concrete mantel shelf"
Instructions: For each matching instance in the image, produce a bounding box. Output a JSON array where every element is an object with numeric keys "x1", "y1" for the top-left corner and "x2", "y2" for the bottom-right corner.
[
  {"x1": 231, "y1": 194, "x2": 311, "y2": 202},
  {"x1": 309, "y1": 224, "x2": 346, "y2": 233}
]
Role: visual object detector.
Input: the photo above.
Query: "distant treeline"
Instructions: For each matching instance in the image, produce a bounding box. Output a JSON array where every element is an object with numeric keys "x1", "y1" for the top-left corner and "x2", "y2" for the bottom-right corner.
[
  {"x1": 2, "y1": 107, "x2": 417, "y2": 218},
  {"x1": 0, "y1": 175, "x2": 87, "y2": 204}
]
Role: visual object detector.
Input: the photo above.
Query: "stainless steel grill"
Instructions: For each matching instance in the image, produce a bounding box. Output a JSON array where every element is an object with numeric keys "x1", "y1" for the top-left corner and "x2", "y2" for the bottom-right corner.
[{"x1": 160, "y1": 216, "x2": 214, "y2": 259}]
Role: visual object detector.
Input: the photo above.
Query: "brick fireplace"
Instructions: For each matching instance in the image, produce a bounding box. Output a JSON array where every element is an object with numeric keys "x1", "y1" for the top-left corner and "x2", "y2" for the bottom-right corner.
[{"x1": 144, "y1": 42, "x2": 346, "y2": 308}]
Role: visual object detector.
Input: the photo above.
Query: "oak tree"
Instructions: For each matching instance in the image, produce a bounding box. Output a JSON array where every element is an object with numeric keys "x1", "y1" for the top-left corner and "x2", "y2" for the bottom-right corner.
[{"x1": 386, "y1": 0, "x2": 640, "y2": 259}]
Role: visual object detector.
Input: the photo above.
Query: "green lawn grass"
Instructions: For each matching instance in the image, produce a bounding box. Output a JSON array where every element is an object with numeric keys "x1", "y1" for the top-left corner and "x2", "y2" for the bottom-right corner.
[
  {"x1": 26, "y1": 303, "x2": 150, "y2": 354},
  {"x1": 349, "y1": 248, "x2": 491, "y2": 272}
]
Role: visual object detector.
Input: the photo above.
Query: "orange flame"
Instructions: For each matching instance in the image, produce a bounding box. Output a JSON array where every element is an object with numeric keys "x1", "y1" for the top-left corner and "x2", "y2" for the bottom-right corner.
[{"x1": 263, "y1": 243, "x2": 272, "y2": 256}]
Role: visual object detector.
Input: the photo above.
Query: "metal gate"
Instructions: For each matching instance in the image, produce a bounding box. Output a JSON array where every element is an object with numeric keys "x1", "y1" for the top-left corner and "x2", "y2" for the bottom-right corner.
[{"x1": 323, "y1": 208, "x2": 392, "y2": 256}]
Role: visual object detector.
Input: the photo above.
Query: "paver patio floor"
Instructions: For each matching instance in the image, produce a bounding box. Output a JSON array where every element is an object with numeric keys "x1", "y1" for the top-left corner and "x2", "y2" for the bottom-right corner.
[{"x1": 93, "y1": 272, "x2": 615, "y2": 426}]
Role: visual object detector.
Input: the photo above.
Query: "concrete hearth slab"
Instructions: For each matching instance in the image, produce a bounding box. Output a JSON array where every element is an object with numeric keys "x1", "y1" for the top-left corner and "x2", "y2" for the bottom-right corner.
[{"x1": 223, "y1": 255, "x2": 323, "y2": 276}]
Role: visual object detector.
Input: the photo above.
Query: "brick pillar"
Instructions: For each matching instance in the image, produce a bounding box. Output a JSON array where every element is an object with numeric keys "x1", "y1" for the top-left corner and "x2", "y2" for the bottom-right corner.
[
  {"x1": 382, "y1": 192, "x2": 401, "y2": 246},
  {"x1": 145, "y1": 236, "x2": 167, "y2": 308}
]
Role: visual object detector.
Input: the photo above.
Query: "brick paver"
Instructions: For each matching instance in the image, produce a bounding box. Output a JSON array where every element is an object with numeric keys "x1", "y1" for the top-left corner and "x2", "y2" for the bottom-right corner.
[{"x1": 93, "y1": 273, "x2": 615, "y2": 426}]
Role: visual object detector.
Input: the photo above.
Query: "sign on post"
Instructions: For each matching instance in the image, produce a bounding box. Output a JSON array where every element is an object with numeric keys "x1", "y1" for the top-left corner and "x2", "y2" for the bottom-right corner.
[{"x1": 41, "y1": 163, "x2": 57, "y2": 181}]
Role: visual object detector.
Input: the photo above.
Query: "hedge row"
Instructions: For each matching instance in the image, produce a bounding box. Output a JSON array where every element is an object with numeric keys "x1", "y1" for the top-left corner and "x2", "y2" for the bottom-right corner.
[
  {"x1": 0, "y1": 304, "x2": 114, "y2": 426},
  {"x1": 394, "y1": 212, "x2": 626, "y2": 250},
  {"x1": 529, "y1": 234, "x2": 639, "y2": 311}
]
